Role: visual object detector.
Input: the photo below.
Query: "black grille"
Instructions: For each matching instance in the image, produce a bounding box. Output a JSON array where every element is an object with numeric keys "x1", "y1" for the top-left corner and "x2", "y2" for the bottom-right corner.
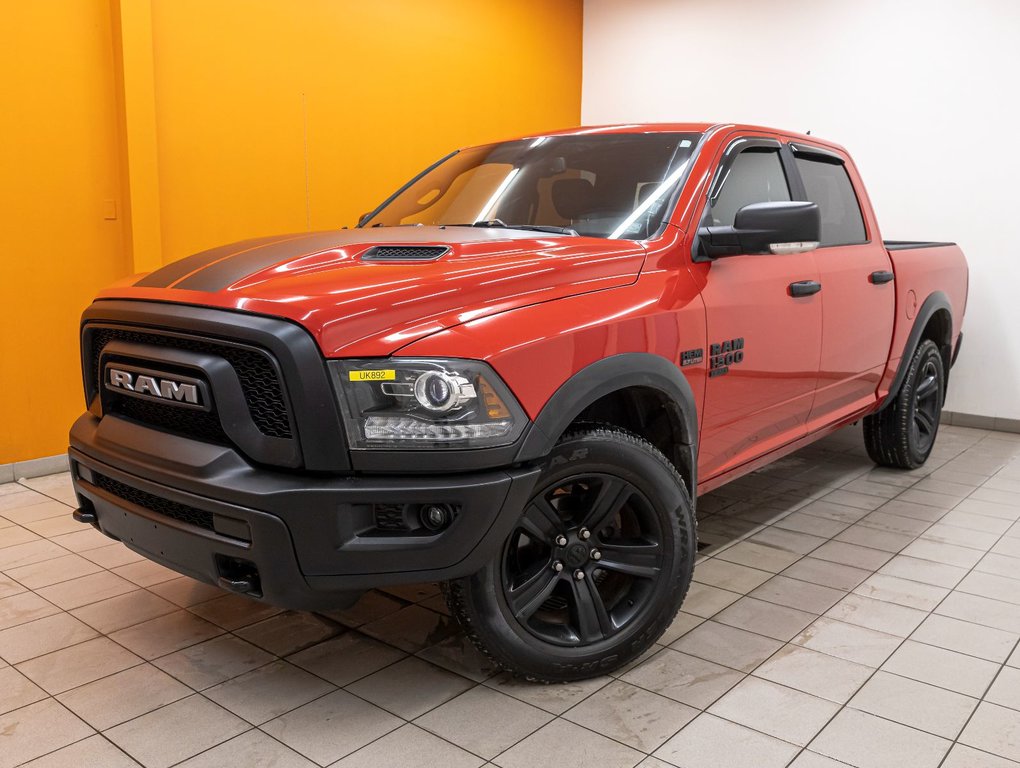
[
  {"x1": 94, "y1": 473, "x2": 215, "y2": 532},
  {"x1": 111, "y1": 395, "x2": 228, "y2": 444},
  {"x1": 373, "y1": 503, "x2": 410, "y2": 531},
  {"x1": 89, "y1": 327, "x2": 292, "y2": 439},
  {"x1": 361, "y1": 245, "x2": 450, "y2": 262}
]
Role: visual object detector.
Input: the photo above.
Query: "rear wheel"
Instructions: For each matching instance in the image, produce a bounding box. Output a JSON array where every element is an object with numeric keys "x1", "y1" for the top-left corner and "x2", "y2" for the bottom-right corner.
[
  {"x1": 863, "y1": 339, "x2": 945, "y2": 469},
  {"x1": 445, "y1": 425, "x2": 696, "y2": 682}
]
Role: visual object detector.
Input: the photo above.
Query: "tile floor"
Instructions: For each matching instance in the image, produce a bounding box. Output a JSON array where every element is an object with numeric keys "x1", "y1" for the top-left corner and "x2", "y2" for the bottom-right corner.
[{"x1": 2, "y1": 423, "x2": 1020, "y2": 767}]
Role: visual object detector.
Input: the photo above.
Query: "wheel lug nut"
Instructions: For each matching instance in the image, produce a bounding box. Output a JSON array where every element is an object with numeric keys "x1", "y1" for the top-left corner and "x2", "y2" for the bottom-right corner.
[
  {"x1": 591, "y1": 549, "x2": 602, "y2": 561},
  {"x1": 552, "y1": 560, "x2": 564, "y2": 572},
  {"x1": 574, "y1": 569, "x2": 585, "y2": 580},
  {"x1": 555, "y1": 535, "x2": 567, "y2": 547},
  {"x1": 579, "y1": 528, "x2": 591, "y2": 540}
]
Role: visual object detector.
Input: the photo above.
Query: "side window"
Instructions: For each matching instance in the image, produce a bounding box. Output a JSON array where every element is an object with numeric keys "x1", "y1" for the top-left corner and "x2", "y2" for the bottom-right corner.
[
  {"x1": 710, "y1": 149, "x2": 791, "y2": 227},
  {"x1": 794, "y1": 156, "x2": 867, "y2": 245}
]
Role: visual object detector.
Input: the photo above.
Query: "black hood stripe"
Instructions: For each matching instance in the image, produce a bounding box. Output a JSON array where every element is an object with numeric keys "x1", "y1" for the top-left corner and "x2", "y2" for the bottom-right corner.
[
  {"x1": 133, "y1": 234, "x2": 289, "y2": 288},
  {"x1": 170, "y1": 232, "x2": 349, "y2": 292}
]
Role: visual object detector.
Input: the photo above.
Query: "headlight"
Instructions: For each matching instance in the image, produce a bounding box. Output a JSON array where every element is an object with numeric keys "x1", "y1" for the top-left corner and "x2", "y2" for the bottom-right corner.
[{"x1": 330, "y1": 358, "x2": 527, "y2": 449}]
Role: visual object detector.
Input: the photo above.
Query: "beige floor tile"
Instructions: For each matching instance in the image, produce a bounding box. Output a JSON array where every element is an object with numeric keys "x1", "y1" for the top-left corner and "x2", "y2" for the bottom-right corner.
[
  {"x1": 811, "y1": 708, "x2": 951, "y2": 768},
  {"x1": 793, "y1": 616, "x2": 900, "y2": 667},
  {"x1": 111, "y1": 558, "x2": 181, "y2": 587},
  {"x1": 670, "y1": 620, "x2": 783, "y2": 672},
  {"x1": 790, "y1": 751, "x2": 865, "y2": 767},
  {"x1": 693, "y1": 558, "x2": 773, "y2": 593},
  {"x1": 235, "y1": 611, "x2": 340, "y2": 656},
  {"x1": 35, "y1": 571, "x2": 137, "y2": 610},
  {"x1": 18, "y1": 734, "x2": 139, "y2": 768},
  {"x1": 710, "y1": 676, "x2": 838, "y2": 747},
  {"x1": 713, "y1": 596, "x2": 816, "y2": 642},
  {"x1": 0, "y1": 591, "x2": 59, "y2": 631},
  {"x1": 620, "y1": 648, "x2": 743, "y2": 709},
  {"x1": 657, "y1": 611, "x2": 705, "y2": 645},
  {"x1": 563, "y1": 679, "x2": 696, "y2": 752},
  {"x1": 21, "y1": 514, "x2": 82, "y2": 538},
  {"x1": 329, "y1": 590, "x2": 406, "y2": 628},
  {"x1": 751, "y1": 574, "x2": 845, "y2": 614},
  {"x1": 0, "y1": 527, "x2": 42, "y2": 549},
  {"x1": 1, "y1": 500, "x2": 73, "y2": 526},
  {"x1": 824, "y1": 593, "x2": 927, "y2": 637},
  {"x1": 681, "y1": 582, "x2": 743, "y2": 618},
  {"x1": 287, "y1": 632, "x2": 405, "y2": 686},
  {"x1": 878, "y1": 554, "x2": 968, "y2": 587},
  {"x1": 0, "y1": 540, "x2": 71, "y2": 571},
  {"x1": 336, "y1": 723, "x2": 482, "y2": 768},
  {"x1": 70, "y1": 589, "x2": 178, "y2": 634},
  {"x1": 958, "y1": 571, "x2": 1020, "y2": 606},
  {"x1": 187, "y1": 593, "x2": 283, "y2": 630},
  {"x1": 0, "y1": 698, "x2": 94, "y2": 768},
  {"x1": 110, "y1": 610, "x2": 224, "y2": 659},
  {"x1": 177, "y1": 730, "x2": 315, "y2": 768},
  {"x1": 941, "y1": 743, "x2": 1020, "y2": 768},
  {"x1": 494, "y1": 718, "x2": 644, "y2": 768},
  {"x1": 715, "y1": 540, "x2": 802, "y2": 572},
  {"x1": 835, "y1": 524, "x2": 914, "y2": 553},
  {"x1": 16, "y1": 636, "x2": 142, "y2": 694},
  {"x1": 0, "y1": 489, "x2": 50, "y2": 513},
  {"x1": 879, "y1": 499, "x2": 949, "y2": 522},
  {"x1": 859, "y1": 510, "x2": 932, "y2": 536},
  {"x1": 414, "y1": 685, "x2": 550, "y2": 760},
  {"x1": 80, "y1": 543, "x2": 145, "y2": 569},
  {"x1": 0, "y1": 573, "x2": 25, "y2": 599},
  {"x1": 105, "y1": 694, "x2": 247, "y2": 768},
  {"x1": 153, "y1": 634, "x2": 275, "y2": 690},
  {"x1": 899, "y1": 488, "x2": 966, "y2": 510},
  {"x1": 810, "y1": 541, "x2": 893, "y2": 571},
  {"x1": 347, "y1": 656, "x2": 474, "y2": 719},
  {"x1": 958, "y1": 498, "x2": 1020, "y2": 521},
  {"x1": 485, "y1": 669, "x2": 610, "y2": 715},
  {"x1": 4, "y1": 553, "x2": 103, "y2": 590},
  {"x1": 936, "y1": 591, "x2": 1020, "y2": 634},
  {"x1": 360, "y1": 604, "x2": 460, "y2": 653},
  {"x1": 749, "y1": 527, "x2": 828, "y2": 555},
  {"x1": 922, "y1": 522, "x2": 1000, "y2": 550},
  {"x1": 0, "y1": 612, "x2": 98, "y2": 665},
  {"x1": 147, "y1": 576, "x2": 226, "y2": 607},
  {"x1": 263, "y1": 689, "x2": 403, "y2": 764},
  {"x1": 0, "y1": 666, "x2": 47, "y2": 715},
  {"x1": 986, "y1": 666, "x2": 1020, "y2": 711},
  {"x1": 18, "y1": 474, "x2": 76, "y2": 507},
  {"x1": 50, "y1": 527, "x2": 114, "y2": 553},
  {"x1": 773, "y1": 510, "x2": 850, "y2": 538},
  {"x1": 205, "y1": 660, "x2": 334, "y2": 724},
  {"x1": 849, "y1": 670, "x2": 978, "y2": 738},
  {"x1": 781, "y1": 556, "x2": 872, "y2": 590},
  {"x1": 994, "y1": 537, "x2": 1020, "y2": 558},
  {"x1": 901, "y1": 539, "x2": 985, "y2": 569},
  {"x1": 941, "y1": 509, "x2": 1014, "y2": 535},
  {"x1": 415, "y1": 632, "x2": 500, "y2": 683},
  {"x1": 853, "y1": 573, "x2": 949, "y2": 611},
  {"x1": 960, "y1": 702, "x2": 1020, "y2": 763},
  {"x1": 977, "y1": 552, "x2": 1020, "y2": 579},
  {"x1": 654, "y1": 712, "x2": 800, "y2": 768},
  {"x1": 57, "y1": 662, "x2": 191, "y2": 730},
  {"x1": 754, "y1": 643, "x2": 872, "y2": 703},
  {"x1": 799, "y1": 499, "x2": 870, "y2": 524},
  {"x1": 882, "y1": 640, "x2": 999, "y2": 697},
  {"x1": 911, "y1": 614, "x2": 1018, "y2": 663}
]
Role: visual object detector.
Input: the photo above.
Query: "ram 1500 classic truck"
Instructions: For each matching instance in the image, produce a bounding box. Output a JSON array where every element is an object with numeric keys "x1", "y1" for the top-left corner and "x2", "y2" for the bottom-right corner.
[{"x1": 69, "y1": 123, "x2": 968, "y2": 681}]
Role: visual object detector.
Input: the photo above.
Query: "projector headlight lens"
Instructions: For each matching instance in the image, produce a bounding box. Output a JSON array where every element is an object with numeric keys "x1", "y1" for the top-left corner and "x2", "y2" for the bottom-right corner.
[{"x1": 331, "y1": 358, "x2": 526, "y2": 449}]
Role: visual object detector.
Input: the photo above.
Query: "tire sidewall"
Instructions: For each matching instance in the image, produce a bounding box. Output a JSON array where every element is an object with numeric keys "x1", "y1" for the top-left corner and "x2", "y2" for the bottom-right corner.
[
  {"x1": 462, "y1": 429, "x2": 696, "y2": 680},
  {"x1": 902, "y1": 339, "x2": 945, "y2": 466}
]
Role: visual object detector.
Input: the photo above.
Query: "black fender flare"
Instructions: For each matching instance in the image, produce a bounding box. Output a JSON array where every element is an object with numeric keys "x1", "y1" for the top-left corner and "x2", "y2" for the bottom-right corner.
[
  {"x1": 878, "y1": 290, "x2": 953, "y2": 411},
  {"x1": 514, "y1": 353, "x2": 699, "y2": 487}
]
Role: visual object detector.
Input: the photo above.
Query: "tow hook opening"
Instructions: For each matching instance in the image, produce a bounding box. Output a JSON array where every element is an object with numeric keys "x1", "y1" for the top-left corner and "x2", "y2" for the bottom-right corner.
[{"x1": 215, "y1": 555, "x2": 263, "y2": 598}]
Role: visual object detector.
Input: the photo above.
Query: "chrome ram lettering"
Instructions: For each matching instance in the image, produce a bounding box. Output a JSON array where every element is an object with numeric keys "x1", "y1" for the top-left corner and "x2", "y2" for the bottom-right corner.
[{"x1": 107, "y1": 368, "x2": 200, "y2": 405}]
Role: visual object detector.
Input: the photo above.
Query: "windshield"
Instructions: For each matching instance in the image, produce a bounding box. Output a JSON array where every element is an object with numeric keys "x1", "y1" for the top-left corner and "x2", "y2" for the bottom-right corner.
[{"x1": 361, "y1": 132, "x2": 702, "y2": 240}]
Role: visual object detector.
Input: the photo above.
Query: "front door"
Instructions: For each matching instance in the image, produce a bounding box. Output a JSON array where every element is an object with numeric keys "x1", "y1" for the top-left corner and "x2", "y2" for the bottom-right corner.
[{"x1": 693, "y1": 137, "x2": 823, "y2": 481}]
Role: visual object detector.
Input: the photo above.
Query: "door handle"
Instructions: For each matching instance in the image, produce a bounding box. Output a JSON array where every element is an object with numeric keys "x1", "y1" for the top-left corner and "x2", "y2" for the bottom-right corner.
[
  {"x1": 788, "y1": 280, "x2": 821, "y2": 297},
  {"x1": 870, "y1": 270, "x2": 895, "y2": 284}
]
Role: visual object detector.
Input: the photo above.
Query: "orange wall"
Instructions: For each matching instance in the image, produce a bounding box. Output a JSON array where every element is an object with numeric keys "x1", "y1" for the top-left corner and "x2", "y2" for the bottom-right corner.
[{"x1": 0, "y1": 0, "x2": 583, "y2": 464}]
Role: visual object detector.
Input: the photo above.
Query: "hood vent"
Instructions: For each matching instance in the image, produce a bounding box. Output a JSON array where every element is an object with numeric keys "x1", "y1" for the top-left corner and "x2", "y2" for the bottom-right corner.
[{"x1": 361, "y1": 245, "x2": 450, "y2": 262}]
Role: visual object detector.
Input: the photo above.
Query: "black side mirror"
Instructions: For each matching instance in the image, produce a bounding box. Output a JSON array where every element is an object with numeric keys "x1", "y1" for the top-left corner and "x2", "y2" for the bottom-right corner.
[{"x1": 698, "y1": 201, "x2": 820, "y2": 258}]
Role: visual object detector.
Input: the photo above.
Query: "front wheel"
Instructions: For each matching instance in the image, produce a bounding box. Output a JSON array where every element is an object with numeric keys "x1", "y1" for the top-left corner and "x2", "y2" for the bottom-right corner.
[
  {"x1": 445, "y1": 425, "x2": 696, "y2": 682},
  {"x1": 863, "y1": 338, "x2": 945, "y2": 469}
]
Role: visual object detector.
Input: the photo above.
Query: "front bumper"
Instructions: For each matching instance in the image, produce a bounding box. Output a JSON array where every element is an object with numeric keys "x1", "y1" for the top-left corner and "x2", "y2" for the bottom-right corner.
[{"x1": 69, "y1": 414, "x2": 540, "y2": 610}]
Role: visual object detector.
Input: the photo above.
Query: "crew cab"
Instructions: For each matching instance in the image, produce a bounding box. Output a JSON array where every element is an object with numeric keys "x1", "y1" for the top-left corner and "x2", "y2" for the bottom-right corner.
[{"x1": 69, "y1": 123, "x2": 968, "y2": 681}]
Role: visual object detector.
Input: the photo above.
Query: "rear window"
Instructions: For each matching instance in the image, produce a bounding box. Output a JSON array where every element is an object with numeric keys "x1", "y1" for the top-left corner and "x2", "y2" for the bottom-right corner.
[{"x1": 794, "y1": 156, "x2": 867, "y2": 246}]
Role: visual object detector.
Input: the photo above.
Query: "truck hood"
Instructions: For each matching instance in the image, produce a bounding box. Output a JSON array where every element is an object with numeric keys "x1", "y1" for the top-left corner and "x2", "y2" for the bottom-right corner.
[{"x1": 98, "y1": 226, "x2": 647, "y2": 356}]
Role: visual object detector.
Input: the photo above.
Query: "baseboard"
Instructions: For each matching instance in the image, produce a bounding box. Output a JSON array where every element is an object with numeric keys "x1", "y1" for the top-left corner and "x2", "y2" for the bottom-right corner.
[
  {"x1": 943, "y1": 411, "x2": 1020, "y2": 435},
  {"x1": 0, "y1": 453, "x2": 70, "y2": 484}
]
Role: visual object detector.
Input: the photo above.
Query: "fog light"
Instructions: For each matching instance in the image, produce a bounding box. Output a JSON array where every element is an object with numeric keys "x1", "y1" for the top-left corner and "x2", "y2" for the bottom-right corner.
[{"x1": 420, "y1": 504, "x2": 452, "y2": 531}]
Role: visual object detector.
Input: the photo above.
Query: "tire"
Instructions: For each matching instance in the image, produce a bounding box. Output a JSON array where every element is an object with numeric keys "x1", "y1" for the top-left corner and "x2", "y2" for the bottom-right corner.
[
  {"x1": 445, "y1": 425, "x2": 697, "y2": 682},
  {"x1": 863, "y1": 339, "x2": 945, "y2": 469}
]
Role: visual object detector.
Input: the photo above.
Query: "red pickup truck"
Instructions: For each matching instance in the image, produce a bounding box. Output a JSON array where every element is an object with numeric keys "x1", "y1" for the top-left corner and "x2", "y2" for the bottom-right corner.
[{"x1": 70, "y1": 123, "x2": 968, "y2": 681}]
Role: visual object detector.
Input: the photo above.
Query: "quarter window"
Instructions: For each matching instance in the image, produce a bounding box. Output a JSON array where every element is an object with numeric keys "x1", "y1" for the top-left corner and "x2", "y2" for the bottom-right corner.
[{"x1": 794, "y1": 155, "x2": 867, "y2": 245}]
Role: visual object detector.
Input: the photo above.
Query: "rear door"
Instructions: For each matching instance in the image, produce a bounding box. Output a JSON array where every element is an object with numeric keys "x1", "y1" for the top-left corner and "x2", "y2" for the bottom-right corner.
[
  {"x1": 694, "y1": 136, "x2": 823, "y2": 481},
  {"x1": 788, "y1": 143, "x2": 896, "y2": 426}
]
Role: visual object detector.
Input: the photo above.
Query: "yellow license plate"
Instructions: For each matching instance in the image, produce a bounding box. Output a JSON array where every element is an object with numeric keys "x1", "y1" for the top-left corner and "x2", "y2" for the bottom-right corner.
[{"x1": 348, "y1": 369, "x2": 396, "y2": 382}]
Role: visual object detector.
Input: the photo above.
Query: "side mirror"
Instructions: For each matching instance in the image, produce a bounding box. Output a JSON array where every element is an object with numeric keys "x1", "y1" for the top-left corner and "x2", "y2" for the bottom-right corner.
[{"x1": 698, "y1": 201, "x2": 820, "y2": 258}]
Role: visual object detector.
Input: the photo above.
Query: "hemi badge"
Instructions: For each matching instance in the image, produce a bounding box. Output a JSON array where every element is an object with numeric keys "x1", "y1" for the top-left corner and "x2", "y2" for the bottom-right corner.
[{"x1": 349, "y1": 370, "x2": 396, "y2": 382}]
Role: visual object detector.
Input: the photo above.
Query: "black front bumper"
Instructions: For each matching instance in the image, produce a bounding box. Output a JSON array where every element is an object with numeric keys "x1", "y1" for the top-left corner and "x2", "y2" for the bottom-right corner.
[{"x1": 69, "y1": 414, "x2": 540, "y2": 611}]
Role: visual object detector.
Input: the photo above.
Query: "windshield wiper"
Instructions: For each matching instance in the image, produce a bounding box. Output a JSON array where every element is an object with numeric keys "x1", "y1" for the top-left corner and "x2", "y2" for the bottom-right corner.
[{"x1": 446, "y1": 220, "x2": 579, "y2": 236}]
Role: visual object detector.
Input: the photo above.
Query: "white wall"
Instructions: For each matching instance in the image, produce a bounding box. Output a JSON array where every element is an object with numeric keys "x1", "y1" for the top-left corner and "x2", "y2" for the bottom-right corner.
[{"x1": 583, "y1": 0, "x2": 1020, "y2": 422}]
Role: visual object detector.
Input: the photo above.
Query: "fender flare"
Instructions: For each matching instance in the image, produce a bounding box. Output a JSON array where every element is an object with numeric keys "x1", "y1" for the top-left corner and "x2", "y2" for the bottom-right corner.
[
  {"x1": 878, "y1": 290, "x2": 953, "y2": 411},
  {"x1": 514, "y1": 353, "x2": 699, "y2": 486}
]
